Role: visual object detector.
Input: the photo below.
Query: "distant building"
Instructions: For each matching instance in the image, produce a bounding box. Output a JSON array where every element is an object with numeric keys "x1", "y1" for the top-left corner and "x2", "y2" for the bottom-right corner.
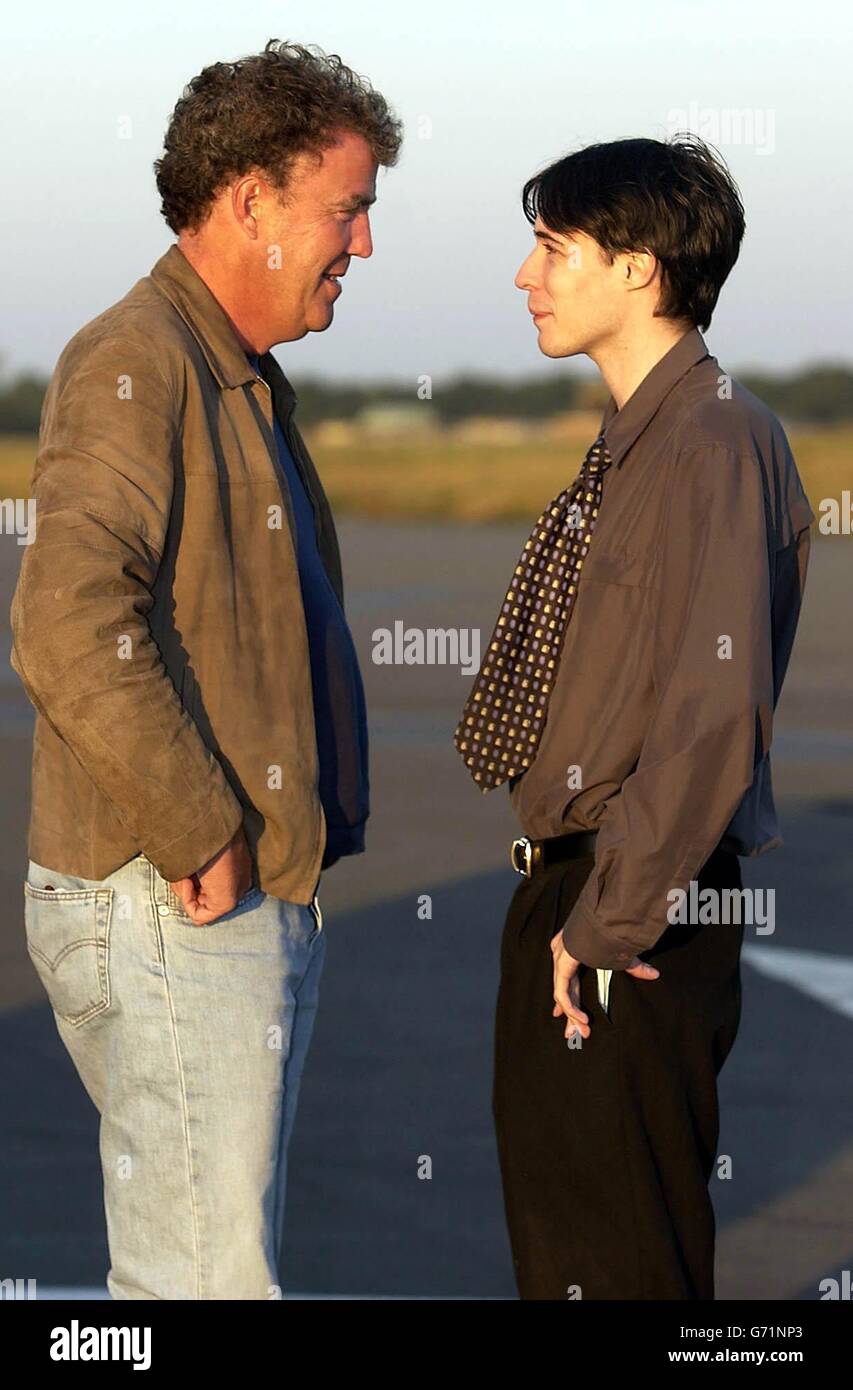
[
  {"x1": 308, "y1": 419, "x2": 361, "y2": 446},
  {"x1": 356, "y1": 403, "x2": 439, "y2": 436},
  {"x1": 449, "y1": 412, "x2": 605, "y2": 443},
  {"x1": 449, "y1": 416, "x2": 530, "y2": 443}
]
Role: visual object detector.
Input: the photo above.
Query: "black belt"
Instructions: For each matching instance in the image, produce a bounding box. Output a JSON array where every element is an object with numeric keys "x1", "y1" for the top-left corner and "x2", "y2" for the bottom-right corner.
[{"x1": 510, "y1": 830, "x2": 598, "y2": 878}]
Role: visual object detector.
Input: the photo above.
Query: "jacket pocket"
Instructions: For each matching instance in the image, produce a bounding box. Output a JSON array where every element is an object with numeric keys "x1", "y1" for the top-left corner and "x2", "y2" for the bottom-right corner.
[{"x1": 23, "y1": 881, "x2": 114, "y2": 1025}]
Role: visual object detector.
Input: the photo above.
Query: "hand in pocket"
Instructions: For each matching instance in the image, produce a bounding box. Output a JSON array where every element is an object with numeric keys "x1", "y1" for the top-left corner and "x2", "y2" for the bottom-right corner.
[{"x1": 169, "y1": 824, "x2": 255, "y2": 924}]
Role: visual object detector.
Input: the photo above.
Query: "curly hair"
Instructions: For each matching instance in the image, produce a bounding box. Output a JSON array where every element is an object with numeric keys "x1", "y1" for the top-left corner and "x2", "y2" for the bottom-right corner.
[
  {"x1": 521, "y1": 133, "x2": 745, "y2": 331},
  {"x1": 154, "y1": 39, "x2": 403, "y2": 235}
]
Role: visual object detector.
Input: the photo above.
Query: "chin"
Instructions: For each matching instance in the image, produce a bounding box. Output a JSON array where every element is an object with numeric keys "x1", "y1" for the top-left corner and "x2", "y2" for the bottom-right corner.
[
  {"x1": 536, "y1": 333, "x2": 567, "y2": 359},
  {"x1": 537, "y1": 329, "x2": 582, "y2": 360},
  {"x1": 305, "y1": 308, "x2": 334, "y2": 334}
]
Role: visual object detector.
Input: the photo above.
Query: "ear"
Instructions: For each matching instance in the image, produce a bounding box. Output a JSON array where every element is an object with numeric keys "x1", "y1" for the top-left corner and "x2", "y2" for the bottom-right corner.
[
  {"x1": 623, "y1": 247, "x2": 659, "y2": 293},
  {"x1": 230, "y1": 173, "x2": 263, "y2": 239}
]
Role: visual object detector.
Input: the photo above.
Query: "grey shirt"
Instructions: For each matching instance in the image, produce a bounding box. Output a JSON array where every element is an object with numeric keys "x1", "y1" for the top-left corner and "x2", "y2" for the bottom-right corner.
[{"x1": 508, "y1": 327, "x2": 814, "y2": 970}]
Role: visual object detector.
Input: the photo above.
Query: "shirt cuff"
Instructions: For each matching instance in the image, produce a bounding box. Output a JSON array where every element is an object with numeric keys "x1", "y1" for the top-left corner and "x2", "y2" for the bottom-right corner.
[{"x1": 561, "y1": 894, "x2": 636, "y2": 969}]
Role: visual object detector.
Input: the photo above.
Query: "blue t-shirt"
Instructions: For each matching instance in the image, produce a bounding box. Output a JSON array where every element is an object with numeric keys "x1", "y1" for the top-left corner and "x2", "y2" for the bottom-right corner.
[{"x1": 246, "y1": 352, "x2": 368, "y2": 867}]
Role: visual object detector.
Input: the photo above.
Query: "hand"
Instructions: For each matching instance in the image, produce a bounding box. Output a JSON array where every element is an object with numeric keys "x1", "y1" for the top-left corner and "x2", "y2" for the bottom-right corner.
[
  {"x1": 550, "y1": 930, "x2": 661, "y2": 1040},
  {"x1": 169, "y1": 824, "x2": 254, "y2": 925}
]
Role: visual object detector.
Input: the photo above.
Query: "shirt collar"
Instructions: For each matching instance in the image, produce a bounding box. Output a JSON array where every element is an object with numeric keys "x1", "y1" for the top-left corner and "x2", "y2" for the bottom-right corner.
[
  {"x1": 148, "y1": 244, "x2": 296, "y2": 410},
  {"x1": 243, "y1": 348, "x2": 298, "y2": 420},
  {"x1": 598, "y1": 326, "x2": 712, "y2": 467}
]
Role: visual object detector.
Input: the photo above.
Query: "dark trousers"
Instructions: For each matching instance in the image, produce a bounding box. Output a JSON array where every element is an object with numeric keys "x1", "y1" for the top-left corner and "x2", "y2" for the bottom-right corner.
[{"x1": 493, "y1": 844, "x2": 744, "y2": 1300}]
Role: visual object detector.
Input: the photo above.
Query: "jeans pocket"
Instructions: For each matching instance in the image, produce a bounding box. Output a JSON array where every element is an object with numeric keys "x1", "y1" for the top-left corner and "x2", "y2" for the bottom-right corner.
[
  {"x1": 166, "y1": 881, "x2": 263, "y2": 922},
  {"x1": 23, "y1": 877, "x2": 114, "y2": 1026}
]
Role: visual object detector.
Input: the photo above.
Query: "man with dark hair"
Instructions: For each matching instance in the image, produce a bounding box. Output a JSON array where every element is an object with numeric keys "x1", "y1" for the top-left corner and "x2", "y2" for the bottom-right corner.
[
  {"x1": 455, "y1": 135, "x2": 814, "y2": 1299},
  {"x1": 11, "y1": 40, "x2": 401, "y2": 1299}
]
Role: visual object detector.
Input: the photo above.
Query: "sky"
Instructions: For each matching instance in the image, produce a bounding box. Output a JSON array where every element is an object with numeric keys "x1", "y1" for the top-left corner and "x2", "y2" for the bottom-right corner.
[{"x1": 2, "y1": 0, "x2": 851, "y2": 385}]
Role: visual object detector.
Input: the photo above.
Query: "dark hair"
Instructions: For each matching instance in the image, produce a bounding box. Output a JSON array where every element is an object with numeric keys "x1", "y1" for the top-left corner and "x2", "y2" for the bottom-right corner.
[
  {"x1": 521, "y1": 134, "x2": 745, "y2": 330},
  {"x1": 154, "y1": 39, "x2": 403, "y2": 235}
]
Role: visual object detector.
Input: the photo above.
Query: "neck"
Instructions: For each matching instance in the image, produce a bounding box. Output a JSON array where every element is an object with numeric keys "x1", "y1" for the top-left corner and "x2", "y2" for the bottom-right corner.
[
  {"x1": 589, "y1": 318, "x2": 694, "y2": 411},
  {"x1": 175, "y1": 237, "x2": 270, "y2": 356}
]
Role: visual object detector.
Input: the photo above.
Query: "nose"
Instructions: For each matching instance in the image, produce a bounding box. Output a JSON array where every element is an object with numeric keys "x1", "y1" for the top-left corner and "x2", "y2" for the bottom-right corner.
[
  {"x1": 349, "y1": 211, "x2": 373, "y2": 259},
  {"x1": 515, "y1": 251, "x2": 538, "y2": 291}
]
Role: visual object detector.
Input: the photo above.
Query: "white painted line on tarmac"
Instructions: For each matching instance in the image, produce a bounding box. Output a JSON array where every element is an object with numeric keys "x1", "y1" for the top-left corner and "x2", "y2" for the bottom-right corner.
[{"x1": 742, "y1": 944, "x2": 853, "y2": 1020}]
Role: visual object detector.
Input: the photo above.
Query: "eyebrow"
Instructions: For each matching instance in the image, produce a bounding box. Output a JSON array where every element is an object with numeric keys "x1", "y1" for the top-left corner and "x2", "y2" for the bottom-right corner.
[
  {"x1": 534, "y1": 228, "x2": 565, "y2": 249},
  {"x1": 337, "y1": 194, "x2": 377, "y2": 212}
]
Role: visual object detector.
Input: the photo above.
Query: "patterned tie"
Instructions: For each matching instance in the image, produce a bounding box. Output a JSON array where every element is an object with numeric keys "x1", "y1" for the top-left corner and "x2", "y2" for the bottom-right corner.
[{"x1": 454, "y1": 432, "x2": 614, "y2": 790}]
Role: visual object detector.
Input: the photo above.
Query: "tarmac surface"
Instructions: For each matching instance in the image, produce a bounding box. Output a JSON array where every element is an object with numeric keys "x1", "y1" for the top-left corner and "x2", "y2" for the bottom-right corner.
[{"x1": 0, "y1": 517, "x2": 850, "y2": 1299}]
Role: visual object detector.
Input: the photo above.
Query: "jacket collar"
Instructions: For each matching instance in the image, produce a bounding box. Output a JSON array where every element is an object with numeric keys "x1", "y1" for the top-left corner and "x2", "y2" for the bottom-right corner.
[
  {"x1": 148, "y1": 243, "x2": 297, "y2": 410},
  {"x1": 599, "y1": 326, "x2": 712, "y2": 467}
]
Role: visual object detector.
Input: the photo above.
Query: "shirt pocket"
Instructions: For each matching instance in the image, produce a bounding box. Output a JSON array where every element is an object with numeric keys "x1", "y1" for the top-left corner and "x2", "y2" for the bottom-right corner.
[
  {"x1": 577, "y1": 545, "x2": 649, "y2": 588},
  {"x1": 23, "y1": 880, "x2": 114, "y2": 1026}
]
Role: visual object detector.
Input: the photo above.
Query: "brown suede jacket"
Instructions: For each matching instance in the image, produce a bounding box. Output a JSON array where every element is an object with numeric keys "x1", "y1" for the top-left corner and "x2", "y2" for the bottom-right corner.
[{"x1": 11, "y1": 243, "x2": 346, "y2": 902}]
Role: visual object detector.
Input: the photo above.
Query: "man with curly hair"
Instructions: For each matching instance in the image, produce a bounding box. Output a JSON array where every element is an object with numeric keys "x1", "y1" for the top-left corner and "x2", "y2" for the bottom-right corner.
[{"x1": 12, "y1": 40, "x2": 402, "y2": 1300}]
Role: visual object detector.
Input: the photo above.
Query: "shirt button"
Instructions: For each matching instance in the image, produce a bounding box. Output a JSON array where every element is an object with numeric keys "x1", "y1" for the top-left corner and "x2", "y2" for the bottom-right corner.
[{"x1": 157, "y1": 904, "x2": 170, "y2": 916}]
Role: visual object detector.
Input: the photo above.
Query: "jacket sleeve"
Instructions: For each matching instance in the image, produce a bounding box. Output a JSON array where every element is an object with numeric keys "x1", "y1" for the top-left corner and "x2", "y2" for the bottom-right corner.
[
  {"x1": 560, "y1": 441, "x2": 795, "y2": 969},
  {"x1": 10, "y1": 333, "x2": 245, "y2": 882}
]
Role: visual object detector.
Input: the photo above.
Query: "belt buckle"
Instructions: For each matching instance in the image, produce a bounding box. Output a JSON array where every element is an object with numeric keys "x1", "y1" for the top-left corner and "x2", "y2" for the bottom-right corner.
[{"x1": 510, "y1": 836, "x2": 534, "y2": 877}]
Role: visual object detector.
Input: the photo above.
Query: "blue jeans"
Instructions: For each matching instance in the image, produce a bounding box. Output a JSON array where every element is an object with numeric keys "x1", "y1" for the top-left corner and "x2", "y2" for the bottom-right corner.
[{"x1": 23, "y1": 851, "x2": 326, "y2": 1299}]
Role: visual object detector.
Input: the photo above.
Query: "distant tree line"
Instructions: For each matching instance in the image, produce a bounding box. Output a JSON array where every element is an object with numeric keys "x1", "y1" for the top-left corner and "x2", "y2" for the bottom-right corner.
[
  {"x1": 1, "y1": 362, "x2": 851, "y2": 433},
  {"x1": 0, "y1": 373, "x2": 49, "y2": 433}
]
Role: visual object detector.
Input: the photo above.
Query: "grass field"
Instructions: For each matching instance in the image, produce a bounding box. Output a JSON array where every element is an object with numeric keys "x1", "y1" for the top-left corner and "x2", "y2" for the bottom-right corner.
[{"x1": 0, "y1": 424, "x2": 848, "y2": 523}]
